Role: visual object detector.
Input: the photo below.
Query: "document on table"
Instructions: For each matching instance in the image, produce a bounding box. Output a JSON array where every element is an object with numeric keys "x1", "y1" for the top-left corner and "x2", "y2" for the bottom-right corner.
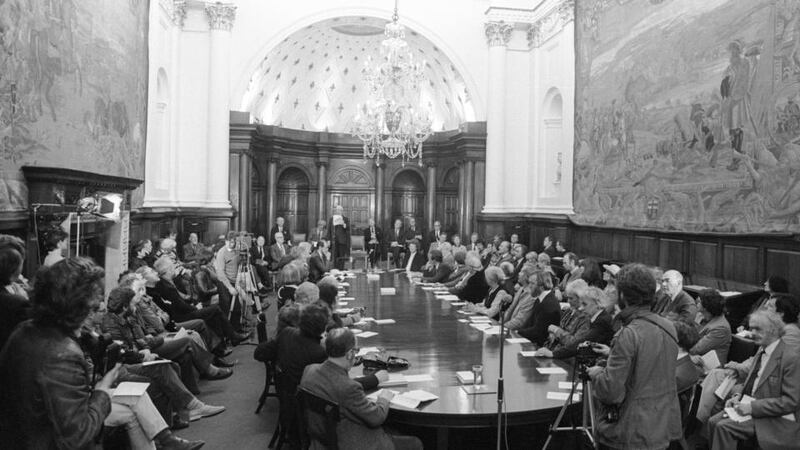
[
  {"x1": 404, "y1": 374, "x2": 435, "y2": 383},
  {"x1": 724, "y1": 395, "x2": 753, "y2": 423},
  {"x1": 483, "y1": 326, "x2": 503, "y2": 335},
  {"x1": 547, "y1": 392, "x2": 581, "y2": 401},
  {"x1": 436, "y1": 294, "x2": 461, "y2": 301},
  {"x1": 536, "y1": 367, "x2": 568, "y2": 375},
  {"x1": 335, "y1": 308, "x2": 354, "y2": 315},
  {"x1": 469, "y1": 316, "x2": 492, "y2": 322},
  {"x1": 457, "y1": 318, "x2": 469, "y2": 323},
  {"x1": 520, "y1": 351, "x2": 538, "y2": 357},
  {"x1": 379, "y1": 374, "x2": 408, "y2": 387},
  {"x1": 356, "y1": 331, "x2": 379, "y2": 338},
  {"x1": 373, "y1": 319, "x2": 396, "y2": 325},
  {"x1": 356, "y1": 347, "x2": 381, "y2": 357},
  {"x1": 421, "y1": 286, "x2": 436, "y2": 291},
  {"x1": 366, "y1": 389, "x2": 438, "y2": 409},
  {"x1": 339, "y1": 297, "x2": 355, "y2": 301},
  {"x1": 456, "y1": 310, "x2": 475, "y2": 315},
  {"x1": 380, "y1": 287, "x2": 396, "y2": 295},
  {"x1": 505, "y1": 337, "x2": 531, "y2": 344},
  {"x1": 719, "y1": 291, "x2": 741, "y2": 298},
  {"x1": 470, "y1": 323, "x2": 492, "y2": 330},
  {"x1": 450, "y1": 302, "x2": 467, "y2": 306},
  {"x1": 558, "y1": 381, "x2": 582, "y2": 390}
]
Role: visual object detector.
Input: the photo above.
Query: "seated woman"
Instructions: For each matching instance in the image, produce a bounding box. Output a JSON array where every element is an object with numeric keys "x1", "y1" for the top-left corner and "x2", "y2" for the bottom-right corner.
[
  {"x1": 101, "y1": 287, "x2": 232, "y2": 395},
  {"x1": 463, "y1": 266, "x2": 511, "y2": 320},
  {"x1": 276, "y1": 261, "x2": 304, "y2": 308},
  {"x1": 579, "y1": 257, "x2": 607, "y2": 289},
  {"x1": 543, "y1": 279, "x2": 590, "y2": 349},
  {"x1": 770, "y1": 293, "x2": 800, "y2": 348},
  {"x1": 317, "y1": 280, "x2": 361, "y2": 329},
  {"x1": 536, "y1": 286, "x2": 613, "y2": 358},
  {"x1": 689, "y1": 289, "x2": 732, "y2": 368},
  {"x1": 517, "y1": 270, "x2": 562, "y2": 346},
  {"x1": 738, "y1": 275, "x2": 789, "y2": 330},
  {"x1": 0, "y1": 258, "x2": 202, "y2": 450}
]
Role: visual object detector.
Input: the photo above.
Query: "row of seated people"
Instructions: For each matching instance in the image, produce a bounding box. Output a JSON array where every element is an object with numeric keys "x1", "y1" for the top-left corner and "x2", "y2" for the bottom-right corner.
[{"x1": 0, "y1": 232, "x2": 245, "y2": 449}]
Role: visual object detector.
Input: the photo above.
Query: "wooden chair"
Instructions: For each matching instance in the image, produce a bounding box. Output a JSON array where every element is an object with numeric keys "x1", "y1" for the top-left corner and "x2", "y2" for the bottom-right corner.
[
  {"x1": 350, "y1": 235, "x2": 368, "y2": 270},
  {"x1": 292, "y1": 233, "x2": 307, "y2": 246},
  {"x1": 269, "y1": 369, "x2": 301, "y2": 450},
  {"x1": 296, "y1": 387, "x2": 340, "y2": 450},
  {"x1": 255, "y1": 360, "x2": 278, "y2": 414}
]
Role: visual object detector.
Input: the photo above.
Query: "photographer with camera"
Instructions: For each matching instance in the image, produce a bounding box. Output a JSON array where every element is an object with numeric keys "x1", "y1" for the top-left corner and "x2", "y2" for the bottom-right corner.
[{"x1": 585, "y1": 263, "x2": 682, "y2": 449}]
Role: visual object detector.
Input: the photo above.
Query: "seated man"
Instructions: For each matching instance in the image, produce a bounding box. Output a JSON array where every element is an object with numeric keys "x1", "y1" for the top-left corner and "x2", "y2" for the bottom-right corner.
[
  {"x1": 706, "y1": 310, "x2": 800, "y2": 450},
  {"x1": 440, "y1": 250, "x2": 468, "y2": 287},
  {"x1": 401, "y1": 240, "x2": 426, "y2": 272},
  {"x1": 537, "y1": 286, "x2": 614, "y2": 359},
  {"x1": 517, "y1": 270, "x2": 562, "y2": 346},
  {"x1": 308, "y1": 238, "x2": 332, "y2": 283},
  {"x1": 299, "y1": 328, "x2": 422, "y2": 450},
  {"x1": 502, "y1": 263, "x2": 537, "y2": 331},
  {"x1": 652, "y1": 269, "x2": 697, "y2": 324},
  {"x1": 449, "y1": 253, "x2": 489, "y2": 303},
  {"x1": 269, "y1": 231, "x2": 292, "y2": 271},
  {"x1": 463, "y1": 266, "x2": 511, "y2": 320},
  {"x1": 421, "y1": 249, "x2": 452, "y2": 283}
]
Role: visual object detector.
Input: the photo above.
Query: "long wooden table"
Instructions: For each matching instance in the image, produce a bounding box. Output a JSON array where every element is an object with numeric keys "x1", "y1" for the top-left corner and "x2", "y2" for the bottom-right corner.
[{"x1": 338, "y1": 271, "x2": 577, "y2": 446}]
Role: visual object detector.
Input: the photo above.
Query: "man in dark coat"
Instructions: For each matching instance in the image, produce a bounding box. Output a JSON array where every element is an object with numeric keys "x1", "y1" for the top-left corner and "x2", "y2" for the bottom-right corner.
[
  {"x1": 327, "y1": 205, "x2": 351, "y2": 270},
  {"x1": 269, "y1": 216, "x2": 292, "y2": 246},
  {"x1": 363, "y1": 218, "x2": 383, "y2": 268}
]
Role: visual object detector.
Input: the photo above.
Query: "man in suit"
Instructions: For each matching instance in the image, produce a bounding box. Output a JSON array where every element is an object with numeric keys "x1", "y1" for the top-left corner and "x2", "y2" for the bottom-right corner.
[
  {"x1": 309, "y1": 219, "x2": 327, "y2": 249},
  {"x1": 299, "y1": 328, "x2": 423, "y2": 450},
  {"x1": 269, "y1": 216, "x2": 292, "y2": 246},
  {"x1": 449, "y1": 254, "x2": 489, "y2": 303},
  {"x1": 363, "y1": 218, "x2": 382, "y2": 268},
  {"x1": 401, "y1": 240, "x2": 425, "y2": 272},
  {"x1": 467, "y1": 232, "x2": 481, "y2": 252},
  {"x1": 250, "y1": 235, "x2": 271, "y2": 284},
  {"x1": 308, "y1": 238, "x2": 331, "y2": 283},
  {"x1": 558, "y1": 252, "x2": 582, "y2": 291},
  {"x1": 652, "y1": 270, "x2": 697, "y2": 324},
  {"x1": 518, "y1": 270, "x2": 562, "y2": 346},
  {"x1": 421, "y1": 249, "x2": 452, "y2": 283},
  {"x1": 511, "y1": 244, "x2": 527, "y2": 279},
  {"x1": 542, "y1": 235, "x2": 557, "y2": 258},
  {"x1": 403, "y1": 217, "x2": 423, "y2": 250},
  {"x1": 491, "y1": 241, "x2": 513, "y2": 267},
  {"x1": 426, "y1": 220, "x2": 444, "y2": 252},
  {"x1": 269, "y1": 232, "x2": 291, "y2": 271},
  {"x1": 386, "y1": 218, "x2": 405, "y2": 269},
  {"x1": 327, "y1": 205, "x2": 351, "y2": 270},
  {"x1": 540, "y1": 286, "x2": 615, "y2": 359},
  {"x1": 182, "y1": 232, "x2": 206, "y2": 267},
  {"x1": 707, "y1": 309, "x2": 800, "y2": 450}
]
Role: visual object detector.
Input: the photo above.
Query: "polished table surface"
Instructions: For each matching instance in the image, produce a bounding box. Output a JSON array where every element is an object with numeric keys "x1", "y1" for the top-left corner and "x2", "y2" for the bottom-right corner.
[{"x1": 339, "y1": 271, "x2": 576, "y2": 429}]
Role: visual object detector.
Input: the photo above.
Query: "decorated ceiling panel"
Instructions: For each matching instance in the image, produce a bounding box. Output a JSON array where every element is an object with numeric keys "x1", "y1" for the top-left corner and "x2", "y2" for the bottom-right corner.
[{"x1": 240, "y1": 16, "x2": 474, "y2": 133}]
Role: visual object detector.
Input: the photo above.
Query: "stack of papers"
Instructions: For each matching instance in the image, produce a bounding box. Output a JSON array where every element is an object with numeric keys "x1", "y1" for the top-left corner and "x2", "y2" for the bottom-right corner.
[
  {"x1": 506, "y1": 337, "x2": 531, "y2": 344},
  {"x1": 380, "y1": 287, "x2": 396, "y2": 295},
  {"x1": 456, "y1": 371, "x2": 474, "y2": 384},
  {"x1": 436, "y1": 294, "x2": 461, "y2": 301},
  {"x1": 112, "y1": 382, "x2": 150, "y2": 406},
  {"x1": 379, "y1": 374, "x2": 408, "y2": 387},
  {"x1": 356, "y1": 331, "x2": 378, "y2": 338},
  {"x1": 356, "y1": 347, "x2": 381, "y2": 357},
  {"x1": 373, "y1": 319, "x2": 396, "y2": 325},
  {"x1": 724, "y1": 395, "x2": 753, "y2": 422},
  {"x1": 366, "y1": 389, "x2": 438, "y2": 409},
  {"x1": 700, "y1": 350, "x2": 721, "y2": 372}
]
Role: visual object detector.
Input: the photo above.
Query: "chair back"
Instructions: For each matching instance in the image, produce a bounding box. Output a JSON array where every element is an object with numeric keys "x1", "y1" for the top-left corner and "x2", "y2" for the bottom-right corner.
[
  {"x1": 297, "y1": 387, "x2": 340, "y2": 450},
  {"x1": 293, "y1": 233, "x2": 307, "y2": 246},
  {"x1": 350, "y1": 235, "x2": 365, "y2": 252}
]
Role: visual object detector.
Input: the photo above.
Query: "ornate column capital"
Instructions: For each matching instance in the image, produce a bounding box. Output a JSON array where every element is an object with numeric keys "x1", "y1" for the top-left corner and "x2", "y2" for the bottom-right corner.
[
  {"x1": 205, "y1": 2, "x2": 237, "y2": 31},
  {"x1": 159, "y1": 0, "x2": 187, "y2": 28},
  {"x1": 484, "y1": 21, "x2": 513, "y2": 47},
  {"x1": 527, "y1": 23, "x2": 541, "y2": 49},
  {"x1": 558, "y1": 0, "x2": 575, "y2": 24}
]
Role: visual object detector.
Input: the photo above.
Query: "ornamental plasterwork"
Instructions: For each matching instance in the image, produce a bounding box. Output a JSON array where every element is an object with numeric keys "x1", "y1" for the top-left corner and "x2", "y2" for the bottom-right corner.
[
  {"x1": 204, "y1": 2, "x2": 237, "y2": 31},
  {"x1": 529, "y1": 0, "x2": 574, "y2": 49},
  {"x1": 158, "y1": 0, "x2": 186, "y2": 27},
  {"x1": 484, "y1": 6, "x2": 537, "y2": 24},
  {"x1": 527, "y1": 23, "x2": 541, "y2": 49},
  {"x1": 484, "y1": 21, "x2": 514, "y2": 47}
]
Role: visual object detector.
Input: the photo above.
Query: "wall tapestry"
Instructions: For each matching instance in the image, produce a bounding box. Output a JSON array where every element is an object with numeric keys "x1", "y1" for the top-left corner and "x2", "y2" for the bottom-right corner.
[
  {"x1": 574, "y1": 0, "x2": 800, "y2": 233},
  {"x1": 0, "y1": 0, "x2": 148, "y2": 211}
]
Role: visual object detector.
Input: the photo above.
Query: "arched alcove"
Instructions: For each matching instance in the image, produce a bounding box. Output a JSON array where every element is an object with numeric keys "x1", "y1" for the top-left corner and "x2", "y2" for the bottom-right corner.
[
  {"x1": 439, "y1": 166, "x2": 460, "y2": 233},
  {"x1": 391, "y1": 169, "x2": 426, "y2": 228},
  {"x1": 540, "y1": 87, "x2": 564, "y2": 195},
  {"x1": 277, "y1": 166, "x2": 310, "y2": 234}
]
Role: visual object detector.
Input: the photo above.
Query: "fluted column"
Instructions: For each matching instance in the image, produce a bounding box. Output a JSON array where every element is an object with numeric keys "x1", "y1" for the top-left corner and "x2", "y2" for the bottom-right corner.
[
  {"x1": 375, "y1": 163, "x2": 385, "y2": 226},
  {"x1": 464, "y1": 160, "x2": 475, "y2": 237},
  {"x1": 482, "y1": 21, "x2": 513, "y2": 213},
  {"x1": 266, "y1": 159, "x2": 278, "y2": 230},
  {"x1": 426, "y1": 164, "x2": 437, "y2": 230},
  {"x1": 204, "y1": 2, "x2": 236, "y2": 208},
  {"x1": 457, "y1": 161, "x2": 466, "y2": 239},
  {"x1": 316, "y1": 162, "x2": 328, "y2": 223}
]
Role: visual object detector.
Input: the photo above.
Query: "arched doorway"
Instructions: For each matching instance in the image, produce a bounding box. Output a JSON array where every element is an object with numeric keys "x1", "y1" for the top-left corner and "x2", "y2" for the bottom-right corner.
[
  {"x1": 276, "y1": 167, "x2": 310, "y2": 235},
  {"x1": 438, "y1": 166, "x2": 460, "y2": 236},
  {"x1": 540, "y1": 88, "x2": 564, "y2": 196},
  {"x1": 391, "y1": 170, "x2": 425, "y2": 229}
]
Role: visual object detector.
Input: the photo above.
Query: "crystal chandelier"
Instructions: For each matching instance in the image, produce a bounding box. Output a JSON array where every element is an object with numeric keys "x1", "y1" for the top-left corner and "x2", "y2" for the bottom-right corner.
[{"x1": 351, "y1": 1, "x2": 433, "y2": 166}]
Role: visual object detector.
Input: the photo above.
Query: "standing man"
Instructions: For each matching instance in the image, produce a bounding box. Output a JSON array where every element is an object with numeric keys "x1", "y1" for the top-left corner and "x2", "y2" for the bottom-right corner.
[
  {"x1": 214, "y1": 232, "x2": 242, "y2": 330},
  {"x1": 328, "y1": 205, "x2": 351, "y2": 270},
  {"x1": 586, "y1": 263, "x2": 682, "y2": 449},
  {"x1": 364, "y1": 218, "x2": 382, "y2": 269},
  {"x1": 387, "y1": 218, "x2": 405, "y2": 268},
  {"x1": 270, "y1": 217, "x2": 292, "y2": 246}
]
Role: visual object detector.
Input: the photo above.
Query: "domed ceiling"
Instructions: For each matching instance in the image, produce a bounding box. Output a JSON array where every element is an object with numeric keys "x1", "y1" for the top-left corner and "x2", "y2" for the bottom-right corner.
[{"x1": 240, "y1": 16, "x2": 475, "y2": 133}]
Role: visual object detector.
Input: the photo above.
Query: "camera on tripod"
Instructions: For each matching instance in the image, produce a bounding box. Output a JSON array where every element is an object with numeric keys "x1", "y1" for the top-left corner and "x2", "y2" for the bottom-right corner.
[{"x1": 575, "y1": 341, "x2": 600, "y2": 379}]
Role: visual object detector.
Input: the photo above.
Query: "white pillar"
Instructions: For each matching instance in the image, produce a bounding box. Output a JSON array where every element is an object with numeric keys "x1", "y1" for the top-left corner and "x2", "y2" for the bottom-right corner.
[
  {"x1": 482, "y1": 21, "x2": 513, "y2": 213},
  {"x1": 204, "y1": 2, "x2": 236, "y2": 209}
]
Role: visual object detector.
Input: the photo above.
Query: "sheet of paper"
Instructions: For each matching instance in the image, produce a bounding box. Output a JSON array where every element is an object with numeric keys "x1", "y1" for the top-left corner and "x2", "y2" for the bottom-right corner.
[
  {"x1": 456, "y1": 310, "x2": 475, "y2": 315},
  {"x1": 457, "y1": 319, "x2": 469, "y2": 323},
  {"x1": 537, "y1": 367, "x2": 568, "y2": 375},
  {"x1": 356, "y1": 347, "x2": 381, "y2": 357},
  {"x1": 483, "y1": 326, "x2": 503, "y2": 335},
  {"x1": 719, "y1": 291, "x2": 741, "y2": 298},
  {"x1": 450, "y1": 302, "x2": 467, "y2": 306},
  {"x1": 520, "y1": 351, "x2": 538, "y2": 357},
  {"x1": 350, "y1": 328, "x2": 363, "y2": 334},
  {"x1": 403, "y1": 390, "x2": 438, "y2": 402},
  {"x1": 547, "y1": 392, "x2": 581, "y2": 401},
  {"x1": 404, "y1": 374, "x2": 434, "y2": 383},
  {"x1": 505, "y1": 337, "x2": 531, "y2": 344},
  {"x1": 701, "y1": 350, "x2": 721, "y2": 371},
  {"x1": 339, "y1": 297, "x2": 355, "y2": 301},
  {"x1": 335, "y1": 308, "x2": 354, "y2": 314},
  {"x1": 366, "y1": 388, "x2": 398, "y2": 402},
  {"x1": 379, "y1": 373, "x2": 407, "y2": 387},
  {"x1": 724, "y1": 395, "x2": 754, "y2": 423},
  {"x1": 461, "y1": 384, "x2": 497, "y2": 395},
  {"x1": 715, "y1": 375, "x2": 737, "y2": 400},
  {"x1": 374, "y1": 319, "x2": 396, "y2": 325},
  {"x1": 174, "y1": 327, "x2": 189, "y2": 341},
  {"x1": 380, "y1": 287, "x2": 396, "y2": 295},
  {"x1": 469, "y1": 316, "x2": 492, "y2": 322},
  {"x1": 558, "y1": 381, "x2": 583, "y2": 391},
  {"x1": 141, "y1": 359, "x2": 173, "y2": 367},
  {"x1": 421, "y1": 287, "x2": 436, "y2": 291},
  {"x1": 390, "y1": 395, "x2": 420, "y2": 409},
  {"x1": 356, "y1": 331, "x2": 378, "y2": 338},
  {"x1": 470, "y1": 323, "x2": 492, "y2": 330},
  {"x1": 436, "y1": 295, "x2": 461, "y2": 301},
  {"x1": 113, "y1": 382, "x2": 150, "y2": 398}
]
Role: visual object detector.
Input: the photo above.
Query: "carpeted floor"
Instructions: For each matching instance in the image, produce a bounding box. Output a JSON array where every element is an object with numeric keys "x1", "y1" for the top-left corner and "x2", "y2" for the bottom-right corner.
[{"x1": 178, "y1": 299, "x2": 279, "y2": 449}]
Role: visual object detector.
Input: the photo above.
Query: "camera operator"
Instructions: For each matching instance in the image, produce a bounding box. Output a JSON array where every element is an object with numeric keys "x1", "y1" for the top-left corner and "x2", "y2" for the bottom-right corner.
[{"x1": 585, "y1": 263, "x2": 682, "y2": 449}]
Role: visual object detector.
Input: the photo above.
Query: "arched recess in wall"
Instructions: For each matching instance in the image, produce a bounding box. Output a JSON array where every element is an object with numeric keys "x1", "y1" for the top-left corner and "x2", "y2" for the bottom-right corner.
[
  {"x1": 276, "y1": 167, "x2": 310, "y2": 235},
  {"x1": 329, "y1": 166, "x2": 373, "y2": 232},
  {"x1": 155, "y1": 68, "x2": 170, "y2": 190},
  {"x1": 391, "y1": 169, "x2": 426, "y2": 230},
  {"x1": 438, "y1": 166, "x2": 460, "y2": 233},
  {"x1": 540, "y1": 87, "x2": 563, "y2": 197}
]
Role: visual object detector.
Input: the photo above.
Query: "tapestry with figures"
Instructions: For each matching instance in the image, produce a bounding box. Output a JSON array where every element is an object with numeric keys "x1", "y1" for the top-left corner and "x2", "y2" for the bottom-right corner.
[{"x1": 573, "y1": 0, "x2": 800, "y2": 233}]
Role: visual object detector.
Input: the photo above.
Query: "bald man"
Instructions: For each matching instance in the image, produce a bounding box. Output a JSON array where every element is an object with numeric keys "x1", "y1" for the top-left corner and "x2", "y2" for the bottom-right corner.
[{"x1": 652, "y1": 269, "x2": 697, "y2": 323}]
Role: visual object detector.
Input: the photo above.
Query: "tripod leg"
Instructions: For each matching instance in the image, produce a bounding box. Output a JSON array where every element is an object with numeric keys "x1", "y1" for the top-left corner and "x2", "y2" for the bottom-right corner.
[{"x1": 584, "y1": 380, "x2": 598, "y2": 449}]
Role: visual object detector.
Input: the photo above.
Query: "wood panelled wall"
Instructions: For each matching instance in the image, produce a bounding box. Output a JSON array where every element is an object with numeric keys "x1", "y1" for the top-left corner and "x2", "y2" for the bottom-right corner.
[{"x1": 477, "y1": 213, "x2": 800, "y2": 296}]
